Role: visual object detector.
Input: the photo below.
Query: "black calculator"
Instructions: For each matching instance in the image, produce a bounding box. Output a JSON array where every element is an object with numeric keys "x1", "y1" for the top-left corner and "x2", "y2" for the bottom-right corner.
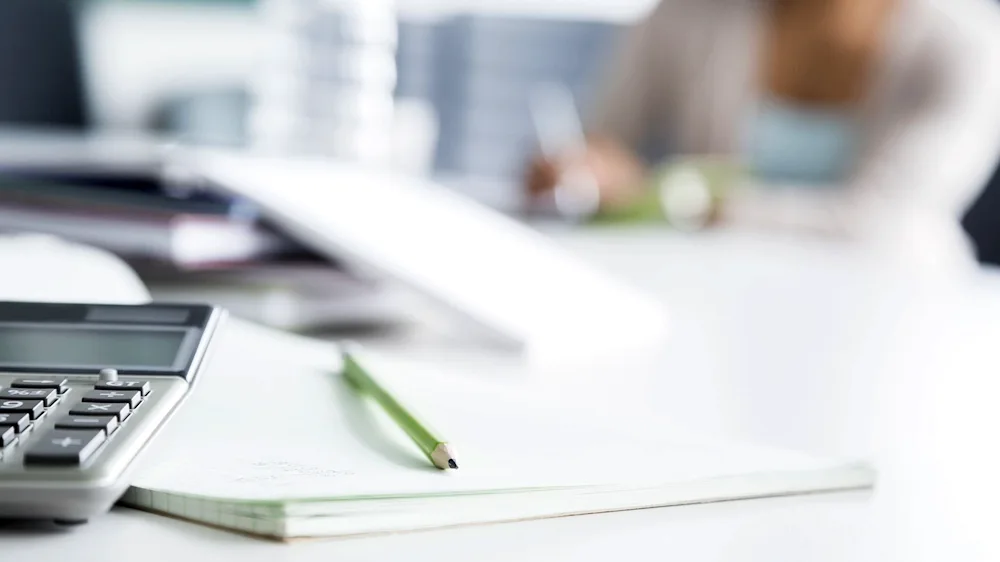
[{"x1": 0, "y1": 300, "x2": 225, "y2": 524}]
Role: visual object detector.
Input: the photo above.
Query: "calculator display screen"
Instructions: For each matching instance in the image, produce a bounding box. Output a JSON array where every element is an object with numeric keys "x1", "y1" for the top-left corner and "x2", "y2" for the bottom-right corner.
[{"x1": 0, "y1": 325, "x2": 190, "y2": 369}]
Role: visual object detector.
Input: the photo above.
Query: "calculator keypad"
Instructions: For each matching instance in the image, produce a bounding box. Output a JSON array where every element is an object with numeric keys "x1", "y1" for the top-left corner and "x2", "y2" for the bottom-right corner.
[{"x1": 0, "y1": 377, "x2": 152, "y2": 466}]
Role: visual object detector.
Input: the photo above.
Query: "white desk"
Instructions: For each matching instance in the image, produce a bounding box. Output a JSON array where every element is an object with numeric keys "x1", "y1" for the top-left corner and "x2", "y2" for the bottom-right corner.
[{"x1": 5, "y1": 227, "x2": 1000, "y2": 560}]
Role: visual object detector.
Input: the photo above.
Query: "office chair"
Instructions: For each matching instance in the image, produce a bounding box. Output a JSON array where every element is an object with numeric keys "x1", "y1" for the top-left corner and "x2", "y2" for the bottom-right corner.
[
  {"x1": 962, "y1": 159, "x2": 1000, "y2": 266},
  {"x1": 0, "y1": 0, "x2": 89, "y2": 128}
]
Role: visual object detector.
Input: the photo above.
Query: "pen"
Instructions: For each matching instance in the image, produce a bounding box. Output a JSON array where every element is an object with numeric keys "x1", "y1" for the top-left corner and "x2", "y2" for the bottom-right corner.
[
  {"x1": 529, "y1": 82, "x2": 601, "y2": 221},
  {"x1": 340, "y1": 348, "x2": 458, "y2": 470}
]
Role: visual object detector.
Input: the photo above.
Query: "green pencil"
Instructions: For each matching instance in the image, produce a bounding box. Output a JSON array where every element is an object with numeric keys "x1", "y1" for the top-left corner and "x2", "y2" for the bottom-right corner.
[{"x1": 341, "y1": 348, "x2": 458, "y2": 470}]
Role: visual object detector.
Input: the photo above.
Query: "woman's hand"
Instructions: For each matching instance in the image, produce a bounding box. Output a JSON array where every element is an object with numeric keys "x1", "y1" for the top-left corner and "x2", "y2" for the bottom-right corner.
[{"x1": 523, "y1": 135, "x2": 647, "y2": 215}]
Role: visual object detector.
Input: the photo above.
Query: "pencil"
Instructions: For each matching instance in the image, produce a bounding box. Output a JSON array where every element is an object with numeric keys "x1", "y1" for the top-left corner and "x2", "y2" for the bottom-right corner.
[{"x1": 341, "y1": 349, "x2": 458, "y2": 470}]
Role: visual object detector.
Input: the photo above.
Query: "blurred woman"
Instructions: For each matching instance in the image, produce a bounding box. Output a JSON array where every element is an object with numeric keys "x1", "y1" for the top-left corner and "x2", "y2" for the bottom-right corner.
[{"x1": 526, "y1": 0, "x2": 1000, "y2": 269}]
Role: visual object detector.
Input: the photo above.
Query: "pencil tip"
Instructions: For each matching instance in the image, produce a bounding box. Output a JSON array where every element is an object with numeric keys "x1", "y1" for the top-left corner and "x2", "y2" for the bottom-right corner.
[{"x1": 448, "y1": 459, "x2": 458, "y2": 469}]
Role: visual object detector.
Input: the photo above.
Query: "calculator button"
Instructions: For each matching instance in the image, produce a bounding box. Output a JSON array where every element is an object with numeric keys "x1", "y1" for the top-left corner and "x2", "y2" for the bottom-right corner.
[
  {"x1": 55, "y1": 415, "x2": 118, "y2": 434},
  {"x1": 0, "y1": 387, "x2": 57, "y2": 406},
  {"x1": 95, "y1": 380, "x2": 150, "y2": 395},
  {"x1": 11, "y1": 378, "x2": 68, "y2": 393},
  {"x1": 0, "y1": 426, "x2": 13, "y2": 447},
  {"x1": 23, "y1": 430, "x2": 105, "y2": 466},
  {"x1": 0, "y1": 412, "x2": 30, "y2": 432},
  {"x1": 69, "y1": 402, "x2": 130, "y2": 421},
  {"x1": 0, "y1": 399, "x2": 44, "y2": 419},
  {"x1": 82, "y1": 390, "x2": 142, "y2": 408}
]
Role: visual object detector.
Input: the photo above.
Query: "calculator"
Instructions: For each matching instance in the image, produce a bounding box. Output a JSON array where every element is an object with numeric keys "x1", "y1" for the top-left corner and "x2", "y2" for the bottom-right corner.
[{"x1": 0, "y1": 300, "x2": 225, "y2": 524}]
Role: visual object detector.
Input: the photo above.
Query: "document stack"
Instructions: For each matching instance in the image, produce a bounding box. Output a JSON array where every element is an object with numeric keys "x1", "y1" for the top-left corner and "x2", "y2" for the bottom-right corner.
[
  {"x1": 0, "y1": 131, "x2": 400, "y2": 332},
  {"x1": 250, "y1": 0, "x2": 398, "y2": 165}
]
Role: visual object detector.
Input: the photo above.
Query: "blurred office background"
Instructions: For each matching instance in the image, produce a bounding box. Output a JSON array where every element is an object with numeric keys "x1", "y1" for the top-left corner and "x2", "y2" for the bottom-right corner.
[
  {"x1": 4, "y1": 0, "x2": 1000, "y2": 318},
  {"x1": 0, "y1": 0, "x2": 668, "y2": 329},
  {"x1": 6, "y1": 0, "x2": 1000, "y2": 232},
  {"x1": 2, "y1": 0, "x2": 650, "y2": 206}
]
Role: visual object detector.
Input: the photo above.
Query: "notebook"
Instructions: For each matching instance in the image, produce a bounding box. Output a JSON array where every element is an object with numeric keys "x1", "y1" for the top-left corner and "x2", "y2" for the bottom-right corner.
[{"x1": 121, "y1": 317, "x2": 875, "y2": 540}]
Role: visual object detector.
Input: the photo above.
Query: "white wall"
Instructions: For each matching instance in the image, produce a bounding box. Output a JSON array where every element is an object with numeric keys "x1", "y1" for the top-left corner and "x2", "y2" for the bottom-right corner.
[
  {"x1": 78, "y1": 0, "x2": 656, "y2": 129},
  {"x1": 79, "y1": 2, "x2": 265, "y2": 129}
]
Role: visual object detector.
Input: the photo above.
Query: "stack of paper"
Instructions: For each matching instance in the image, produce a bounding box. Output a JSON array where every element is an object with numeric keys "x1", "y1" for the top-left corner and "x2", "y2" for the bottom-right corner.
[
  {"x1": 122, "y1": 318, "x2": 875, "y2": 540},
  {"x1": 0, "y1": 176, "x2": 290, "y2": 268},
  {"x1": 179, "y1": 149, "x2": 670, "y2": 365}
]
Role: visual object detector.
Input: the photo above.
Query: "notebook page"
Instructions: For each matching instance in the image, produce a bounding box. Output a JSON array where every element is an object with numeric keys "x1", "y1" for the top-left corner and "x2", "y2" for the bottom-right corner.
[{"x1": 128, "y1": 319, "x2": 867, "y2": 503}]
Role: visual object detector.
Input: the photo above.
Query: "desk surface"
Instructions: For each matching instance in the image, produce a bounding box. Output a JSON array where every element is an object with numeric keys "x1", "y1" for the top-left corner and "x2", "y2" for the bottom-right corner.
[{"x1": 6, "y1": 227, "x2": 1000, "y2": 561}]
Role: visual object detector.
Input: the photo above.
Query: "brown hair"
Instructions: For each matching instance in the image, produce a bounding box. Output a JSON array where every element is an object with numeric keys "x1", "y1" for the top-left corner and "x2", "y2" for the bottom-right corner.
[{"x1": 762, "y1": 0, "x2": 899, "y2": 106}]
